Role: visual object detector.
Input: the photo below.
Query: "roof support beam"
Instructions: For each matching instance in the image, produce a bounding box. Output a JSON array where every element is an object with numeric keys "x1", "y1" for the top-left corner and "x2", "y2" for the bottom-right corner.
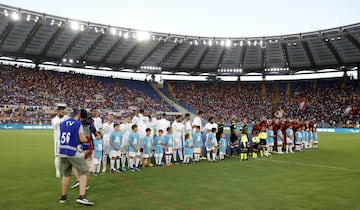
[
  {"x1": 118, "y1": 43, "x2": 139, "y2": 67},
  {"x1": 138, "y1": 41, "x2": 164, "y2": 68},
  {"x1": 19, "y1": 20, "x2": 43, "y2": 54},
  {"x1": 280, "y1": 40, "x2": 290, "y2": 67},
  {"x1": 323, "y1": 38, "x2": 343, "y2": 65},
  {"x1": 344, "y1": 32, "x2": 360, "y2": 49},
  {"x1": 217, "y1": 47, "x2": 226, "y2": 69},
  {"x1": 97, "y1": 37, "x2": 123, "y2": 67},
  {"x1": 61, "y1": 31, "x2": 84, "y2": 58},
  {"x1": 240, "y1": 43, "x2": 247, "y2": 69},
  {"x1": 40, "y1": 24, "x2": 66, "y2": 57},
  {"x1": 195, "y1": 46, "x2": 210, "y2": 70},
  {"x1": 159, "y1": 42, "x2": 180, "y2": 65},
  {"x1": 0, "y1": 22, "x2": 15, "y2": 49},
  {"x1": 81, "y1": 33, "x2": 106, "y2": 61},
  {"x1": 176, "y1": 45, "x2": 193, "y2": 69},
  {"x1": 301, "y1": 40, "x2": 315, "y2": 67}
]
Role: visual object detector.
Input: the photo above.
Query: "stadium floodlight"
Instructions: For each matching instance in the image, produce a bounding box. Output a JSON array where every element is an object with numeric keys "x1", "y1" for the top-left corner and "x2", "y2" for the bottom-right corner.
[
  {"x1": 293, "y1": 42, "x2": 297, "y2": 46},
  {"x1": 123, "y1": 32, "x2": 129, "y2": 39},
  {"x1": 69, "y1": 59, "x2": 73, "y2": 63},
  {"x1": 240, "y1": 41, "x2": 243, "y2": 46},
  {"x1": 254, "y1": 40, "x2": 257, "y2": 46},
  {"x1": 58, "y1": 21, "x2": 62, "y2": 27},
  {"x1": 194, "y1": 40, "x2": 199, "y2": 45},
  {"x1": 118, "y1": 31, "x2": 122, "y2": 37},
  {"x1": 62, "y1": 58, "x2": 67, "y2": 62},
  {"x1": 70, "y1": 21, "x2": 79, "y2": 31},
  {"x1": 132, "y1": 32, "x2": 137, "y2": 39},
  {"x1": 259, "y1": 40, "x2": 263, "y2": 46},
  {"x1": 101, "y1": 28, "x2": 105, "y2": 34},
  {"x1": 247, "y1": 40, "x2": 251, "y2": 46},
  {"x1": 11, "y1": 12, "x2": 19, "y2": 20},
  {"x1": 215, "y1": 40, "x2": 219, "y2": 45},
  {"x1": 208, "y1": 40, "x2": 213, "y2": 46},
  {"x1": 324, "y1": 38, "x2": 329, "y2": 42},
  {"x1": 4, "y1": 10, "x2": 8, "y2": 17},
  {"x1": 225, "y1": 40, "x2": 231, "y2": 47},
  {"x1": 136, "y1": 31, "x2": 150, "y2": 41},
  {"x1": 220, "y1": 40, "x2": 225, "y2": 46},
  {"x1": 76, "y1": 60, "x2": 79, "y2": 64},
  {"x1": 337, "y1": 36, "x2": 341, "y2": 40},
  {"x1": 26, "y1": 14, "x2": 31, "y2": 21},
  {"x1": 50, "y1": 19, "x2": 55, "y2": 26},
  {"x1": 110, "y1": 28, "x2": 117, "y2": 36}
]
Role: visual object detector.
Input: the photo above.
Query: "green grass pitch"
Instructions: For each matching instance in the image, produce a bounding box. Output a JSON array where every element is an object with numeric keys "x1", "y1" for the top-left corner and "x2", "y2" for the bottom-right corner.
[{"x1": 0, "y1": 130, "x2": 360, "y2": 210}]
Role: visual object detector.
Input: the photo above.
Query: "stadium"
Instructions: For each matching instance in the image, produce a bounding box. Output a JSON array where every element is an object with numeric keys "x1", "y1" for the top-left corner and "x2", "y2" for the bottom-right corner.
[{"x1": 0, "y1": 1, "x2": 360, "y2": 210}]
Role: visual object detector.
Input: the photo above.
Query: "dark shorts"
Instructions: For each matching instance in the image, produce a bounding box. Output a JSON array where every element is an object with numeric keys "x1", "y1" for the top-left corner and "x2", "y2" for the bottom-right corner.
[
  {"x1": 253, "y1": 143, "x2": 259, "y2": 150},
  {"x1": 61, "y1": 157, "x2": 89, "y2": 177},
  {"x1": 260, "y1": 139, "x2": 266, "y2": 146}
]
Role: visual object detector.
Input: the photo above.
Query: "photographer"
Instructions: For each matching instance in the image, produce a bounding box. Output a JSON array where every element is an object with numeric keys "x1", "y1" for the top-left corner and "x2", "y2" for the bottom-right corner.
[
  {"x1": 59, "y1": 108, "x2": 94, "y2": 205},
  {"x1": 70, "y1": 109, "x2": 95, "y2": 189}
]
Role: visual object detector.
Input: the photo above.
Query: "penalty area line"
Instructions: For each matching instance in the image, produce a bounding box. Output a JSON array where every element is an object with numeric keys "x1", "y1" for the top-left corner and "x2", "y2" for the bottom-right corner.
[
  {"x1": 113, "y1": 173, "x2": 195, "y2": 210},
  {"x1": 269, "y1": 160, "x2": 360, "y2": 172}
]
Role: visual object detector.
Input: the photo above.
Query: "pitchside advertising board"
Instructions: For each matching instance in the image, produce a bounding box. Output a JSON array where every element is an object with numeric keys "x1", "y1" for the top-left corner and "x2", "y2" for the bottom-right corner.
[{"x1": 1, "y1": 124, "x2": 360, "y2": 134}]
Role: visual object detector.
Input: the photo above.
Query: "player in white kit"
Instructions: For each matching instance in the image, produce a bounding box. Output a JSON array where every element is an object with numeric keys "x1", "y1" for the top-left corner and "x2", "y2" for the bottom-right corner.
[
  {"x1": 51, "y1": 104, "x2": 68, "y2": 178},
  {"x1": 101, "y1": 113, "x2": 115, "y2": 172},
  {"x1": 172, "y1": 115, "x2": 185, "y2": 164}
]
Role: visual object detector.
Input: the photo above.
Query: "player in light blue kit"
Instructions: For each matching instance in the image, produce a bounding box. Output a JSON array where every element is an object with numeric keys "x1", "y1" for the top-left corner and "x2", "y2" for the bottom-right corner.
[
  {"x1": 295, "y1": 127, "x2": 302, "y2": 152},
  {"x1": 304, "y1": 127, "x2": 309, "y2": 149},
  {"x1": 128, "y1": 124, "x2": 140, "y2": 172},
  {"x1": 142, "y1": 128, "x2": 153, "y2": 169},
  {"x1": 285, "y1": 124, "x2": 294, "y2": 154},
  {"x1": 206, "y1": 128, "x2": 217, "y2": 162},
  {"x1": 154, "y1": 129, "x2": 165, "y2": 167},
  {"x1": 192, "y1": 126, "x2": 202, "y2": 162},
  {"x1": 183, "y1": 133, "x2": 193, "y2": 164},
  {"x1": 309, "y1": 127, "x2": 314, "y2": 149},
  {"x1": 301, "y1": 125, "x2": 306, "y2": 150},
  {"x1": 277, "y1": 126, "x2": 284, "y2": 154},
  {"x1": 109, "y1": 123, "x2": 123, "y2": 173},
  {"x1": 313, "y1": 127, "x2": 318, "y2": 149},
  {"x1": 219, "y1": 133, "x2": 227, "y2": 160},
  {"x1": 164, "y1": 127, "x2": 174, "y2": 166},
  {"x1": 267, "y1": 125, "x2": 275, "y2": 155},
  {"x1": 92, "y1": 131, "x2": 103, "y2": 176}
]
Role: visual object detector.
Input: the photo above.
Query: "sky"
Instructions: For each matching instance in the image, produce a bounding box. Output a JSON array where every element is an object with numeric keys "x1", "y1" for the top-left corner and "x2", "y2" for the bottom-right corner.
[{"x1": 2, "y1": 0, "x2": 360, "y2": 38}]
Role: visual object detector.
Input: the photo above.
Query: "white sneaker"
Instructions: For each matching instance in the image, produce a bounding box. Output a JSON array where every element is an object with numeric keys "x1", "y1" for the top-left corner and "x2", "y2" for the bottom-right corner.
[
  {"x1": 56, "y1": 171, "x2": 61, "y2": 178},
  {"x1": 76, "y1": 196, "x2": 94, "y2": 206}
]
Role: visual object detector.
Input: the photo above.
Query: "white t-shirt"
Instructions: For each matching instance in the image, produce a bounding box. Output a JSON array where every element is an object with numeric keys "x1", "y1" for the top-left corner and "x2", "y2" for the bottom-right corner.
[
  {"x1": 192, "y1": 116, "x2": 202, "y2": 132},
  {"x1": 51, "y1": 115, "x2": 68, "y2": 141},
  {"x1": 92, "y1": 116, "x2": 103, "y2": 131},
  {"x1": 102, "y1": 121, "x2": 114, "y2": 142},
  {"x1": 172, "y1": 121, "x2": 185, "y2": 140},
  {"x1": 157, "y1": 118, "x2": 171, "y2": 134},
  {"x1": 203, "y1": 122, "x2": 218, "y2": 133}
]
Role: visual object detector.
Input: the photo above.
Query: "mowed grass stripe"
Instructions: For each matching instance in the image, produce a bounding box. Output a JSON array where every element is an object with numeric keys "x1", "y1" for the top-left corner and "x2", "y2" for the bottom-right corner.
[{"x1": 0, "y1": 130, "x2": 359, "y2": 210}]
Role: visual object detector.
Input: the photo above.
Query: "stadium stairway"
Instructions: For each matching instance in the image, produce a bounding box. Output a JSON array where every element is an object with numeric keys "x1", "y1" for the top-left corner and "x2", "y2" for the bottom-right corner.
[
  {"x1": 149, "y1": 82, "x2": 196, "y2": 117},
  {"x1": 120, "y1": 79, "x2": 178, "y2": 112}
]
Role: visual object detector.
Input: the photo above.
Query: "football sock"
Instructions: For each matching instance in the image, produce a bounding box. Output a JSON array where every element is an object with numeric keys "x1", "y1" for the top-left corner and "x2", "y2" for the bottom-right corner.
[
  {"x1": 244, "y1": 153, "x2": 247, "y2": 159},
  {"x1": 102, "y1": 154, "x2": 108, "y2": 172},
  {"x1": 129, "y1": 159, "x2": 134, "y2": 169},
  {"x1": 121, "y1": 156, "x2": 126, "y2": 168},
  {"x1": 212, "y1": 153, "x2": 216, "y2": 161},
  {"x1": 207, "y1": 153, "x2": 211, "y2": 161},
  {"x1": 110, "y1": 159, "x2": 115, "y2": 170},
  {"x1": 116, "y1": 159, "x2": 120, "y2": 169}
]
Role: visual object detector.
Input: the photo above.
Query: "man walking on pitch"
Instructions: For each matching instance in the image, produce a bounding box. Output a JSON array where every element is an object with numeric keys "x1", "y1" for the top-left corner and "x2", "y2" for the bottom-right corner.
[
  {"x1": 59, "y1": 108, "x2": 94, "y2": 206},
  {"x1": 51, "y1": 104, "x2": 68, "y2": 178}
]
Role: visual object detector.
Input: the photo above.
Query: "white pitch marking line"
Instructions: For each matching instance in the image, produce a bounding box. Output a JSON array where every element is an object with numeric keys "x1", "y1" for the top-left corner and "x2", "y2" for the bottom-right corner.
[{"x1": 269, "y1": 159, "x2": 360, "y2": 172}]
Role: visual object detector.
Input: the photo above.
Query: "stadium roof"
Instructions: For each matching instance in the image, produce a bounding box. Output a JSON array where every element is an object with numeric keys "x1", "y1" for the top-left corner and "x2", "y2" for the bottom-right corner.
[{"x1": 0, "y1": 4, "x2": 360, "y2": 76}]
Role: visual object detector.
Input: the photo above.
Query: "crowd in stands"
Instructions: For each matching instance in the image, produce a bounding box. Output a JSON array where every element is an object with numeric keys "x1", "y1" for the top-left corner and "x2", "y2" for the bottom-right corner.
[
  {"x1": 169, "y1": 78, "x2": 360, "y2": 128},
  {"x1": 1, "y1": 64, "x2": 360, "y2": 128},
  {"x1": 0, "y1": 65, "x2": 172, "y2": 124}
]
